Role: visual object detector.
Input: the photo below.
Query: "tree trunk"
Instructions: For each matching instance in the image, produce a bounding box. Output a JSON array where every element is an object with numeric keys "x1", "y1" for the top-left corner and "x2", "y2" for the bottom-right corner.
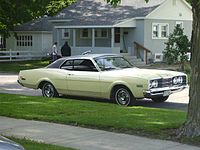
[{"x1": 178, "y1": 1, "x2": 200, "y2": 137}]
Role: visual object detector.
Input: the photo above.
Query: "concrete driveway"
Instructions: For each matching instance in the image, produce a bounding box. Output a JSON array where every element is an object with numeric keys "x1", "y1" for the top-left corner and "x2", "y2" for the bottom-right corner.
[
  {"x1": 0, "y1": 73, "x2": 189, "y2": 110},
  {"x1": 0, "y1": 73, "x2": 41, "y2": 96}
]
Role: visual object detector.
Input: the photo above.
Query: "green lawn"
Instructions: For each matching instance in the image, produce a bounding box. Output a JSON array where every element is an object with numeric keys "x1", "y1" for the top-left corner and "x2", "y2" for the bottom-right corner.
[
  {"x1": 0, "y1": 59, "x2": 49, "y2": 73},
  {"x1": 0, "y1": 93, "x2": 186, "y2": 137},
  {"x1": 11, "y1": 137, "x2": 75, "y2": 150}
]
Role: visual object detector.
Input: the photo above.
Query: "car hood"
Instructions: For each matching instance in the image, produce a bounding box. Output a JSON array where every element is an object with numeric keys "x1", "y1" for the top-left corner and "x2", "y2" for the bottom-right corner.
[{"x1": 104, "y1": 68, "x2": 186, "y2": 79}]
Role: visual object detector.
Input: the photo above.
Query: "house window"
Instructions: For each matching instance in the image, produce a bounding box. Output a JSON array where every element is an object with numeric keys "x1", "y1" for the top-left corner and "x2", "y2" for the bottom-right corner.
[
  {"x1": 80, "y1": 29, "x2": 89, "y2": 38},
  {"x1": 101, "y1": 29, "x2": 108, "y2": 38},
  {"x1": 152, "y1": 24, "x2": 159, "y2": 38},
  {"x1": 62, "y1": 29, "x2": 70, "y2": 39},
  {"x1": 95, "y1": 29, "x2": 108, "y2": 38},
  {"x1": 152, "y1": 23, "x2": 169, "y2": 39},
  {"x1": 115, "y1": 28, "x2": 120, "y2": 43},
  {"x1": 16, "y1": 35, "x2": 32, "y2": 47},
  {"x1": 161, "y1": 25, "x2": 168, "y2": 37},
  {"x1": 176, "y1": 21, "x2": 184, "y2": 28}
]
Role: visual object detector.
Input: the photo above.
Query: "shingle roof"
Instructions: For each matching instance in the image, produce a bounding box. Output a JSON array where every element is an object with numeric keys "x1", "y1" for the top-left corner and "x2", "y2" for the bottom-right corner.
[
  {"x1": 50, "y1": 0, "x2": 166, "y2": 26},
  {"x1": 14, "y1": 16, "x2": 53, "y2": 32}
]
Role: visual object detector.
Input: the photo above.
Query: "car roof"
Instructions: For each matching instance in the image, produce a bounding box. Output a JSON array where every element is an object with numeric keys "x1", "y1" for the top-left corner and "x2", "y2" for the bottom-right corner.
[
  {"x1": 47, "y1": 53, "x2": 122, "y2": 68},
  {"x1": 60, "y1": 53, "x2": 122, "y2": 60}
]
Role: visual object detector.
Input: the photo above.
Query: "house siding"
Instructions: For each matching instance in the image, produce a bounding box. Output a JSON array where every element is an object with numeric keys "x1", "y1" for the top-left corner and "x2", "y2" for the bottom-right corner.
[
  {"x1": 143, "y1": 19, "x2": 192, "y2": 55},
  {"x1": 6, "y1": 32, "x2": 52, "y2": 54},
  {"x1": 122, "y1": 20, "x2": 144, "y2": 57},
  {"x1": 146, "y1": 0, "x2": 192, "y2": 21}
]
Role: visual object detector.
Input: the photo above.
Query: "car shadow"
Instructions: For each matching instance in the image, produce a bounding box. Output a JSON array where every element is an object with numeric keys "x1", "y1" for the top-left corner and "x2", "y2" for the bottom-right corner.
[
  {"x1": 135, "y1": 99, "x2": 188, "y2": 111},
  {"x1": 60, "y1": 95, "x2": 114, "y2": 104},
  {"x1": 60, "y1": 95, "x2": 188, "y2": 111}
]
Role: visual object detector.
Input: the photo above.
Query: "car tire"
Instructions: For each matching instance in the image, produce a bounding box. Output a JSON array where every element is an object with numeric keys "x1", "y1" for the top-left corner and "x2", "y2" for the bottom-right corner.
[
  {"x1": 151, "y1": 96, "x2": 169, "y2": 103},
  {"x1": 113, "y1": 86, "x2": 135, "y2": 106},
  {"x1": 42, "y1": 82, "x2": 59, "y2": 98}
]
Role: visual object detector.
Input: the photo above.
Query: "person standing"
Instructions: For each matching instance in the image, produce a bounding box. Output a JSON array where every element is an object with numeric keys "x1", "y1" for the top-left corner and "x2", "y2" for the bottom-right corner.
[
  {"x1": 61, "y1": 41, "x2": 71, "y2": 57},
  {"x1": 52, "y1": 42, "x2": 58, "y2": 62}
]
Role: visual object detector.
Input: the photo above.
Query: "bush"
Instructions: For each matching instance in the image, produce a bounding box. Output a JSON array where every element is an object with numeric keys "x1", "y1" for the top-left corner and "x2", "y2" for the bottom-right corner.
[{"x1": 163, "y1": 26, "x2": 190, "y2": 70}]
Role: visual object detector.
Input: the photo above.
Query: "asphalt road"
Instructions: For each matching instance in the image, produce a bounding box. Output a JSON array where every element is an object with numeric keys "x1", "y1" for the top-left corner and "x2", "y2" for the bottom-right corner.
[{"x1": 0, "y1": 73, "x2": 189, "y2": 111}]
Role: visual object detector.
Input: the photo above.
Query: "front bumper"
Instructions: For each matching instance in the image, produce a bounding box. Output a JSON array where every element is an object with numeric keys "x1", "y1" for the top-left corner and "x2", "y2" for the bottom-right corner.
[
  {"x1": 144, "y1": 85, "x2": 187, "y2": 98},
  {"x1": 17, "y1": 79, "x2": 24, "y2": 86}
]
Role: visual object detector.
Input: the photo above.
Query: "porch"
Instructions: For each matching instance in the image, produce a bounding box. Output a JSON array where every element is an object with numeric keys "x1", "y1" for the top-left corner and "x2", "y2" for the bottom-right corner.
[
  {"x1": 54, "y1": 27, "x2": 124, "y2": 54},
  {"x1": 54, "y1": 26, "x2": 151, "y2": 65}
]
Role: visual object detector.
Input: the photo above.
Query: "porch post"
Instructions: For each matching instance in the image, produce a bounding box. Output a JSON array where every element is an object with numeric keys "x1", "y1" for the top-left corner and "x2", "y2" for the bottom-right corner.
[
  {"x1": 56, "y1": 28, "x2": 59, "y2": 47},
  {"x1": 111, "y1": 28, "x2": 114, "y2": 48},
  {"x1": 73, "y1": 29, "x2": 76, "y2": 47},
  {"x1": 92, "y1": 28, "x2": 95, "y2": 48}
]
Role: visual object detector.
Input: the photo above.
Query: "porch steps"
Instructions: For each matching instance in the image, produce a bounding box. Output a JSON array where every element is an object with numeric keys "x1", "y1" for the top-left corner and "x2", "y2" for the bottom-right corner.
[{"x1": 123, "y1": 55, "x2": 146, "y2": 67}]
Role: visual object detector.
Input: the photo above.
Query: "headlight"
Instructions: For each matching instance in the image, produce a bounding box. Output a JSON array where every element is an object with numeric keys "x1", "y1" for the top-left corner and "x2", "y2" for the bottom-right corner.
[
  {"x1": 149, "y1": 80, "x2": 159, "y2": 88},
  {"x1": 173, "y1": 76, "x2": 183, "y2": 84}
]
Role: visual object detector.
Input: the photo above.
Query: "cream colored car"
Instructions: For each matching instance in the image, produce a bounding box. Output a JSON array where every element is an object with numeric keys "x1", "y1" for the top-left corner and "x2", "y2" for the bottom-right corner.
[{"x1": 18, "y1": 54, "x2": 187, "y2": 106}]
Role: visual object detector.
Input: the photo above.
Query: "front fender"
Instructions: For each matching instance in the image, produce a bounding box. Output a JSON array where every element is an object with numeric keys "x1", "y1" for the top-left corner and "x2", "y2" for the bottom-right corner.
[{"x1": 109, "y1": 78, "x2": 149, "y2": 99}]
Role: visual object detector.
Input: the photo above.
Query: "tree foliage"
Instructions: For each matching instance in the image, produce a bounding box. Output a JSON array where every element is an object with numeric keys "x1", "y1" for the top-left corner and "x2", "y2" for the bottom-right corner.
[
  {"x1": 163, "y1": 26, "x2": 190, "y2": 67},
  {"x1": 0, "y1": 0, "x2": 75, "y2": 37}
]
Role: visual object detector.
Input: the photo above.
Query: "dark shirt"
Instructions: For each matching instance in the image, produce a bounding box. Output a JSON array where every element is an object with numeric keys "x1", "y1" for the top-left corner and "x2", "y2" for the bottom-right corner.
[{"x1": 61, "y1": 44, "x2": 71, "y2": 57}]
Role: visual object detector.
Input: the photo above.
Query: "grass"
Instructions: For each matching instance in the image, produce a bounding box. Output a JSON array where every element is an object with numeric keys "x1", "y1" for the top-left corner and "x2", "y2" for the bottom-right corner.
[
  {"x1": 0, "y1": 59, "x2": 49, "y2": 73},
  {"x1": 10, "y1": 137, "x2": 75, "y2": 150},
  {"x1": 0, "y1": 93, "x2": 186, "y2": 137}
]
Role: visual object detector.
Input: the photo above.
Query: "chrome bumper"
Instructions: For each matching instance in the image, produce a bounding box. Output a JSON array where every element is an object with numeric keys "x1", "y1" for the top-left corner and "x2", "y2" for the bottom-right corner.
[
  {"x1": 17, "y1": 79, "x2": 24, "y2": 86},
  {"x1": 144, "y1": 85, "x2": 187, "y2": 98}
]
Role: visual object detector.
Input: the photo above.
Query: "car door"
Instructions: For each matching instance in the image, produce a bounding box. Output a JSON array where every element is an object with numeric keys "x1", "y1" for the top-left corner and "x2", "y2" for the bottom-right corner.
[{"x1": 61, "y1": 59, "x2": 101, "y2": 97}]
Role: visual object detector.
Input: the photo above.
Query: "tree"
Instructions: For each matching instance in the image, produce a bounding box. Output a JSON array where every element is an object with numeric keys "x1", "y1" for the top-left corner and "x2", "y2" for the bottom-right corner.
[
  {"x1": 108, "y1": 0, "x2": 200, "y2": 137},
  {"x1": 163, "y1": 26, "x2": 190, "y2": 70},
  {"x1": 0, "y1": 0, "x2": 75, "y2": 37},
  {"x1": 178, "y1": 0, "x2": 200, "y2": 137}
]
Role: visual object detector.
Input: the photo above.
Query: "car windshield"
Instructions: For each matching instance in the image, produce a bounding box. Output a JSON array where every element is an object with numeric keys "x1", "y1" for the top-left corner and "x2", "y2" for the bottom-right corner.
[{"x1": 94, "y1": 56, "x2": 134, "y2": 71}]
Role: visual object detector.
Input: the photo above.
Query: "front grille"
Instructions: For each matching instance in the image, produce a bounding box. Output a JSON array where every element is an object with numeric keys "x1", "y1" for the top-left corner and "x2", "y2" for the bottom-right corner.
[
  {"x1": 158, "y1": 78, "x2": 172, "y2": 88},
  {"x1": 156, "y1": 75, "x2": 187, "y2": 88}
]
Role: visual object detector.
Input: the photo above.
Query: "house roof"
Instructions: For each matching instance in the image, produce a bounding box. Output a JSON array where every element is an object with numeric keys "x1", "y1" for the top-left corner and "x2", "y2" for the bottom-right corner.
[
  {"x1": 14, "y1": 16, "x2": 53, "y2": 32},
  {"x1": 50, "y1": 0, "x2": 166, "y2": 26}
]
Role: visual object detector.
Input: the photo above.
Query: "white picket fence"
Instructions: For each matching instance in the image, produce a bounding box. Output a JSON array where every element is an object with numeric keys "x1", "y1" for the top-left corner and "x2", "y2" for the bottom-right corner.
[{"x1": 0, "y1": 49, "x2": 47, "y2": 62}]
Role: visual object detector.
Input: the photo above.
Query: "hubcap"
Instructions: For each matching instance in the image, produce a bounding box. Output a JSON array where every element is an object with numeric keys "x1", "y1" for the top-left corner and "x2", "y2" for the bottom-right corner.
[
  {"x1": 115, "y1": 88, "x2": 130, "y2": 106},
  {"x1": 43, "y1": 83, "x2": 54, "y2": 97}
]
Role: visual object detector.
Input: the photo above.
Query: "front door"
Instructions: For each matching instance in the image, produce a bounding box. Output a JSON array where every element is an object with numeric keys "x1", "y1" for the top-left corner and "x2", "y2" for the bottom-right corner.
[{"x1": 60, "y1": 59, "x2": 101, "y2": 97}]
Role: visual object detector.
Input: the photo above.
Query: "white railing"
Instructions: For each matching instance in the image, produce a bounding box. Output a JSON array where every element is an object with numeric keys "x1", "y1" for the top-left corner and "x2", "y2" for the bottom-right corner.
[{"x1": 0, "y1": 49, "x2": 47, "y2": 62}]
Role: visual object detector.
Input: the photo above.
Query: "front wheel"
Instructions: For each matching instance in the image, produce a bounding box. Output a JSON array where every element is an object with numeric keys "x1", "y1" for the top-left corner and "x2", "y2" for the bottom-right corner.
[
  {"x1": 113, "y1": 86, "x2": 135, "y2": 106},
  {"x1": 42, "y1": 82, "x2": 59, "y2": 98},
  {"x1": 151, "y1": 96, "x2": 169, "y2": 103}
]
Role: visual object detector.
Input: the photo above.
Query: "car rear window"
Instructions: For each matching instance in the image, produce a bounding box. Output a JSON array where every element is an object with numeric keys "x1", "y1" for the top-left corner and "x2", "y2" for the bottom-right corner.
[{"x1": 47, "y1": 59, "x2": 64, "y2": 68}]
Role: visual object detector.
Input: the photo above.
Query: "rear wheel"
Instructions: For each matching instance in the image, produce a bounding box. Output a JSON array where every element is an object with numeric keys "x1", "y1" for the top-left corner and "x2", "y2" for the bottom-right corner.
[
  {"x1": 42, "y1": 82, "x2": 59, "y2": 98},
  {"x1": 113, "y1": 86, "x2": 135, "y2": 106},
  {"x1": 151, "y1": 96, "x2": 169, "y2": 103}
]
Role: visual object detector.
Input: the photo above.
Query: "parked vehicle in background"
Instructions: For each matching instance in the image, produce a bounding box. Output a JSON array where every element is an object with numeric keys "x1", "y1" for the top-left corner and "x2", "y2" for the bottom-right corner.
[
  {"x1": 18, "y1": 54, "x2": 187, "y2": 106},
  {"x1": 0, "y1": 135, "x2": 25, "y2": 150}
]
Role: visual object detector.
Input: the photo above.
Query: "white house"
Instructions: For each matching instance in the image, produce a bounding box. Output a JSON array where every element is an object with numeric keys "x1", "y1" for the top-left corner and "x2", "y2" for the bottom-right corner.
[
  {"x1": 49, "y1": 0, "x2": 192, "y2": 63},
  {"x1": 4, "y1": 0, "x2": 192, "y2": 64},
  {"x1": 5, "y1": 16, "x2": 53, "y2": 58}
]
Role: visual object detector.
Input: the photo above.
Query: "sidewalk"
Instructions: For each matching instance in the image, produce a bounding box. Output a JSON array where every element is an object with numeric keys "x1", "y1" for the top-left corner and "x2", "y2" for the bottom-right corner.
[{"x1": 0, "y1": 116, "x2": 199, "y2": 150}]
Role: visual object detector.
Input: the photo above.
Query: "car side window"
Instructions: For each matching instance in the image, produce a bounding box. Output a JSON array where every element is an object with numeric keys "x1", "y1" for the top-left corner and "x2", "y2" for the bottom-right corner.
[
  {"x1": 60, "y1": 59, "x2": 98, "y2": 72},
  {"x1": 60, "y1": 60, "x2": 73, "y2": 70},
  {"x1": 73, "y1": 59, "x2": 98, "y2": 72}
]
